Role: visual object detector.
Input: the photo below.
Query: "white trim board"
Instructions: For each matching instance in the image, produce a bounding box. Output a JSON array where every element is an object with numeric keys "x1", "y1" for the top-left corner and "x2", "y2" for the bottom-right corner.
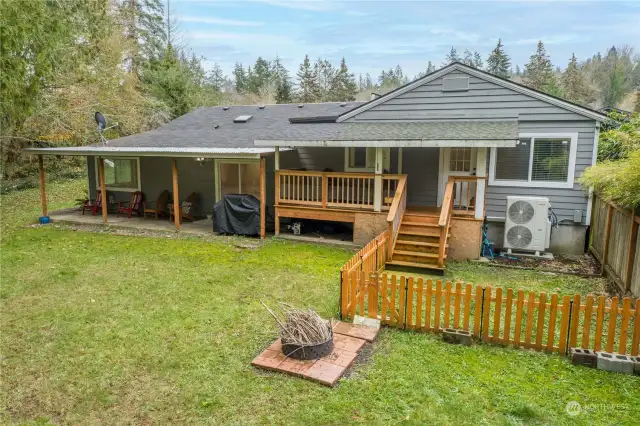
[
  {"x1": 254, "y1": 139, "x2": 518, "y2": 148},
  {"x1": 585, "y1": 122, "x2": 601, "y2": 225},
  {"x1": 336, "y1": 62, "x2": 608, "y2": 123},
  {"x1": 488, "y1": 133, "x2": 578, "y2": 190}
]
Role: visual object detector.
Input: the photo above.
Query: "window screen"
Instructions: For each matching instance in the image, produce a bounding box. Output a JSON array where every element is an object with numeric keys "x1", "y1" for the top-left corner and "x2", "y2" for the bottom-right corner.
[
  {"x1": 349, "y1": 148, "x2": 367, "y2": 168},
  {"x1": 103, "y1": 158, "x2": 139, "y2": 190},
  {"x1": 531, "y1": 138, "x2": 570, "y2": 182},
  {"x1": 494, "y1": 139, "x2": 530, "y2": 181}
]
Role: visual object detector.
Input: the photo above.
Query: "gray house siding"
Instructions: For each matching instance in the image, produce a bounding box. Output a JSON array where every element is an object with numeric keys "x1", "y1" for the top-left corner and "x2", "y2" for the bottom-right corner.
[
  {"x1": 346, "y1": 70, "x2": 590, "y2": 122},
  {"x1": 87, "y1": 156, "x2": 215, "y2": 217},
  {"x1": 485, "y1": 120, "x2": 595, "y2": 224}
]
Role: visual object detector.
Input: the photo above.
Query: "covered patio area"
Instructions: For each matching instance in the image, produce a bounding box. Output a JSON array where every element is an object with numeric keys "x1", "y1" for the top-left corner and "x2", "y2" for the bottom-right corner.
[{"x1": 48, "y1": 207, "x2": 214, "y2": 235}]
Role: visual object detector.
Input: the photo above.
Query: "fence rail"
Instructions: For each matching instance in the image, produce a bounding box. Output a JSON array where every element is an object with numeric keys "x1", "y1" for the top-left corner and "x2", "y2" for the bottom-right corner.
[
  {"x1": 340, "y1": 272, "x2": 640, "y2": 356},
  {"x1": 589, "y1": 194, "x2": 640, "y2": 298},
  {"x1": 340, "y1": 231, "x2": 388, "y2": 277}
]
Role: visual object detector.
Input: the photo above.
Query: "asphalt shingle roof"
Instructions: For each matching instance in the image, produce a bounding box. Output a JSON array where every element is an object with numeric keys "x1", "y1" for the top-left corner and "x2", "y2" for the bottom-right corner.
[{"x1": 105, "y1": 102, "x2": 365, "y2": 149}]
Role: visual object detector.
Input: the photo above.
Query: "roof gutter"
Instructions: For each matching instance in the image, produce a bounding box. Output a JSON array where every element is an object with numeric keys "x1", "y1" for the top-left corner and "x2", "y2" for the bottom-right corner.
[{"x1": 23, "y1": 147, "x2": 282, "y2": 159}]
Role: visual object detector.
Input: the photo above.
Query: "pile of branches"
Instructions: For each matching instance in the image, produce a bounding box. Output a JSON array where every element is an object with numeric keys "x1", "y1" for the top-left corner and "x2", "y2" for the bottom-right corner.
[{"x1": 261, "y1": 301, "x2": 332, "y2": 346}]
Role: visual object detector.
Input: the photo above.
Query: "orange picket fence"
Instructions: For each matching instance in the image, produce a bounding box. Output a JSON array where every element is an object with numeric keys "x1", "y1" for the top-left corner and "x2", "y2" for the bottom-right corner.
[
  {"x1": 340, "y1": 272, "x2": 640, "y2": 356},
  {"x1": 340, "y1": 231, "x2": 388, "y2": 277}
]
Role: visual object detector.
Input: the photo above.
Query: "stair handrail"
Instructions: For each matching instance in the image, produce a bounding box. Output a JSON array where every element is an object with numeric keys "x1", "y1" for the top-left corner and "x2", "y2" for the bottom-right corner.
[
  {"x1": 386, "y1": 174, "x2": 408, "y2": 261},
  {"x1": 438, "y1": 177, "x2": 456, "y2": 267}
]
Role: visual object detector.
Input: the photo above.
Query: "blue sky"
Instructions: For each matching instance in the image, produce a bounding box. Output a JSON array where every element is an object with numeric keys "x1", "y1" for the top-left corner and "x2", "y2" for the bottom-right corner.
[{"x1": 172, "y1": 0, "x2": 640, "y2": 79}]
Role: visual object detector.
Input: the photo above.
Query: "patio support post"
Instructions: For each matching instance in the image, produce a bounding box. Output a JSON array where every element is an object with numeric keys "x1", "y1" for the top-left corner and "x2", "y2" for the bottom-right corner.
[
  {"x1": 475, "y1": 148, "x2": 487, "y2": 220},
  {"x1": 38, "y1": 155, "x2": 48, "y2": 217},
  {"x1": 373, "y1": 147, "x2": 383, "y2": 212},
  {"x1": 260, "y1": 157, "x2": 266, "y2": 239},
  {"x1": 397, "y1": 147, "x2": 403, "y2": 174},
  {"x1": 172, "y1": 158, "x2": 180, "y2": 230},
  {"x1": 274, "y1": 146, "x2": 280, "y2": 171},
  {"x1": 98, "y1": 157, "x2": 108, "y2": 223}
]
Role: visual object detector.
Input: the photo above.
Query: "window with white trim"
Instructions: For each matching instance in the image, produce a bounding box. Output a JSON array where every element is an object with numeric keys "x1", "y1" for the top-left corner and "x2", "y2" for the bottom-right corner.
[
  {"x1": 95, "y1": 157, "x2": 140, "y2": 191},
  {"x1": 344, "y1": 148, "x2": 390, "y2": 172},
  {"x1": 489, "y1": 133, "x2": 577, "y2": 189}
]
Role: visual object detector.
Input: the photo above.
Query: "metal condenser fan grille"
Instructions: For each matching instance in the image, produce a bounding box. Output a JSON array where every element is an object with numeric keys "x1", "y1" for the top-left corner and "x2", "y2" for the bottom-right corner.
[
  {"x1": 506, "y1": 225, "x2": 533, "y2": 248},
  {"x1": 508, "y1": 200, "x2": 535, "y2": 224}
]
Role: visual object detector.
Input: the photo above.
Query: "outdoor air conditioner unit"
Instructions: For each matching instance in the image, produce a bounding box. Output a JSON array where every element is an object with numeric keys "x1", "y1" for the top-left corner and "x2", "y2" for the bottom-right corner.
[{"x1": 503, "y1": 196, "x2": 551, "y2": 255}]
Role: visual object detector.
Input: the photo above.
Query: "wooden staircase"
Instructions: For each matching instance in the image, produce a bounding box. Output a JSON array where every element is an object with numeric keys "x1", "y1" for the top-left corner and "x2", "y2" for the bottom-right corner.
[{"x1": 387, "y1": 212, "x2": 449, "y2": 273}]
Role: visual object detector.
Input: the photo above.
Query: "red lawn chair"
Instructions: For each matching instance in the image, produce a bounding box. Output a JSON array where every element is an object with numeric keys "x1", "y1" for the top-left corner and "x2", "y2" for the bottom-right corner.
[
  {"x1": 82, "y1": 190, "x2": 103, "y2": 215},
  {"x1": 117, "y1": 191, "x2": 143, "y2": 218}
]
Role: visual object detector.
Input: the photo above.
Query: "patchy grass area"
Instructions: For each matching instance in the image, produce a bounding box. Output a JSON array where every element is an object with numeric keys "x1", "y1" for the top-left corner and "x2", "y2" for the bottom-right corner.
[
  {"x1": 388, "y1": 260, "x2": 610, "y2": 297},
  {"x1": 1, "y1": 179, "x2": 638, "y2": 424}
]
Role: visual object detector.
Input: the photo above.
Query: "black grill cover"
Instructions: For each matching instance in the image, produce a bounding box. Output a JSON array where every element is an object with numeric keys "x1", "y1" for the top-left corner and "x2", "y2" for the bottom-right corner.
[{"x1": 213, "y1": 194, "x2": 260, "y2": 236}]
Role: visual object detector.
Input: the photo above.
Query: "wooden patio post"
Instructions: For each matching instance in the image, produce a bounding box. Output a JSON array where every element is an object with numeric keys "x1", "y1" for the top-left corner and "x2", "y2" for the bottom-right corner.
[
  {"x1": 38, "y1": 155, "x2": 48, "y2": 217},
  {"x1": 98, "y1": 157, "x2": 108, "y2": 223},
  {"x1": 474, "y1": 148, "x2": 487, "y2": 220},
  {"x1": 259, "y1": 157, "x2": 266, "y2": 239},
  {"x1": 373, "y1": 147, "x2": 383, "y2": 212},
  {"x1": 397, "y1": 147, "x2": 403, "y2": 174},
  {"x1": 172, "y1": 158, "x2": 180, "y2": 230}
]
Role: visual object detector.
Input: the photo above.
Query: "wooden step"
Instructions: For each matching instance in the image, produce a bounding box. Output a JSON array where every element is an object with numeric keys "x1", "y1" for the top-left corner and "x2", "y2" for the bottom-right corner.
[
  {"x1": 399, "y1": 228, "x2": 442, "y2": 238},
  {"x1": 395, "y1": 239, "x2": 447, "y2": 248},
  {"x1": 386, "y1": 260, "x2": 445, "y2": 272},
  {"x1": 394, "y1": 250, "x2": 440, "y2": 259},
  {"x1": 402, "y1": 214, "x2": 439, "y2": 224},
  {"x1": 401, "y1": 221, "x2": 440, "y2": 228}
]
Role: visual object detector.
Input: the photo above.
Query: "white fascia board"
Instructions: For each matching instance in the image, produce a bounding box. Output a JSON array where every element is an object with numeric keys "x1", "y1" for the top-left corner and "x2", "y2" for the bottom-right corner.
[
  {"x1": 23, "y1": 147, "x2": 276, "y2": 159},
  {"x1": 254, "y1": 139, "x2": 518, "y2": 148}
]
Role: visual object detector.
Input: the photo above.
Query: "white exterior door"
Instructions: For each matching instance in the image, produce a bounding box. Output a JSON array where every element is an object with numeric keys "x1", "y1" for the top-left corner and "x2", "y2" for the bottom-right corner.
[{"x1": 438, "y1": 147, "x2": 477, "y2": 206}]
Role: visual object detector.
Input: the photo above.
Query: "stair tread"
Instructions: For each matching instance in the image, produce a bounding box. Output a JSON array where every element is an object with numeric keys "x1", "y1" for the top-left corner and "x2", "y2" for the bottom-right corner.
[
  {"x1": 395, "y1": 239, "x2": 449, "y2": 248},
  {"x1": 402, "y1": 221, "x2": 440, "y2": 227},
  {"x1": 387, "y1": 260, "x2": 445, "y2": 270},
  {"x1": 399, "y1": 229, "x2": 444, "y2": 237},
  {"x1": 394, "y1": 250, "x2": 441, "y2": 258}
]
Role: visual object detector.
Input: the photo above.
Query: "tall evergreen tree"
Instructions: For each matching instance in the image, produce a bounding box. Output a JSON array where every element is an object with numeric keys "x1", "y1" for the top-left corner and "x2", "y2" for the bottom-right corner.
[
  {"x1": 523, "y1": 41, "x2": 559, "y2": 94},
  {"x1": 486, "y1": 39, "x2": 511, "y2": 78},
  {"x1": 247, "y1": 56, "x2": 271, "y2": 95},
  {"x1": 272, "y1": 56, "x2": 293, "y2": 103},
  {"x1": 208, "y1": 63, "x2": 226, "y2": 91},
  {"x1": 599, "y1": 46, "x2": 635, "y2": 107},
  {"x1": 426, "y1": 61, "x2": 436, "y2": 74},
  {"x1": 233, "y1": 62, "x2": 247, "y2": 93},
  {"x1": 329, "y1": 57, "x2": 358, "y2": 101},
  {"x1": 444, "y1": 47, "x2": 459, "y2": 65},
  {"x1": 296, "y1": 54, "x2": 319, "y2": 103},
  {"x1": 119, "y1": 0, "x2": 167, "y2": 75},
  {"x1": 561, "y1": 53, "x2": 594, "y2": 105},
  {"x1": 473, "y1": 52, "x2": 483, "y2": 69},
  {"x1": 314, "y1": 58, "x2": 336, "y2": 101}
]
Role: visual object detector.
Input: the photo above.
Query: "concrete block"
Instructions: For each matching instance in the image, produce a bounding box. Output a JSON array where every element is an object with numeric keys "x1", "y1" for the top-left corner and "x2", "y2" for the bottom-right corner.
[
  {"x1": 570, "y1": 348, "x2": 597, "y2": 368},
  {"x1": 352, "y1": 315, "x2": 381, "y2": 330},
  {"x1": 596, "y1": 352, "x2": 635, "y2": 375},
  {"x1": 442, "y1": 328, "x2": 472, "y2": 346},
  {"x1": 632, "y1": 356, "x2": 640, "y2": 377}
]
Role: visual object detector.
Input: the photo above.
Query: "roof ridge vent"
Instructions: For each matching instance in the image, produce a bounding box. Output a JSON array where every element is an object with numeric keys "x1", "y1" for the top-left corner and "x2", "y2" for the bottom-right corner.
[
  {"x1": 233, "y1": 115, "x2": 253, "y2": 123},
  {"x1": 222, "y1": 106, "x2": 229, "y2": 111},
  {"x1": 258, "y1": 104, "x2": 265, "y2": 110},
  {"x1": 340, "y1": 102, "x2": 347, "y2": 107},
  {"x1": 297, "y1": 104, "x2": 304, "y2": 108}
]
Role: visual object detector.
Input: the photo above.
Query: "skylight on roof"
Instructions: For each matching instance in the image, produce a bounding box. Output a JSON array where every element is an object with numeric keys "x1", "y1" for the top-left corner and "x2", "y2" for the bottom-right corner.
[{"x1": 233, "y1": 115, "x2": 253, "y2": 123}]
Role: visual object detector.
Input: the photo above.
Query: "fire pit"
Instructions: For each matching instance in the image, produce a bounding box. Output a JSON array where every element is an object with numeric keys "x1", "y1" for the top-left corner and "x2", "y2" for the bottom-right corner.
[
  {"x1": 282, "y1": 326, "x2": 334, "y2": 360},
  {"x1": 262, "y1": 301, "x2": 334, "y2": 360}
]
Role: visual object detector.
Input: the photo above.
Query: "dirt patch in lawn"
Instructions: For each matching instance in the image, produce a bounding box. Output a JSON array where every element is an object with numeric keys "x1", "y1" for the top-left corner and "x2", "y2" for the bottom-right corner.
[{"x1": 490, "y1": 253, "x2": 600, "y2": 275}]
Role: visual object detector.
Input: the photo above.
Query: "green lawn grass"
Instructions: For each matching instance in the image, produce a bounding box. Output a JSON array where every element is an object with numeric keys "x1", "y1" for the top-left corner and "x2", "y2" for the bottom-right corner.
[{"x1": 1, "y1": 179, "x2": 638, "y2": 425}]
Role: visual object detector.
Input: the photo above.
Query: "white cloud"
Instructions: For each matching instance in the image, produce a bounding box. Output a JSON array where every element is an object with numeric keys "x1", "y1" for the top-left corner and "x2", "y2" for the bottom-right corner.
[
  {"x1": 249, "y1": 0, "x2": 339, "y2": 12},
  {"x1": 181, "y1": 16, "x2": 264, "y2": 27}
]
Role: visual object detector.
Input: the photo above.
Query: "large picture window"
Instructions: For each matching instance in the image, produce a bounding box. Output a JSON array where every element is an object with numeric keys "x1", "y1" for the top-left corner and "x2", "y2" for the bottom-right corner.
[
  {"x1": 95, "y1": 157, "x2": 140, "y2": 191},
  {"x1": 215, "y1": 160, "x2": 261, "y2": 201},
  {"x1": 489, "y1": 133, "x2": 577, "y2": 189}
]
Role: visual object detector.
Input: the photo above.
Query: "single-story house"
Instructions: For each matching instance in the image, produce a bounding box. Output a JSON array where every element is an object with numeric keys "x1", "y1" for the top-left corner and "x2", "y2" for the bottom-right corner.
[{"x1": 27, "y1": 62, "x2": 608, "y2": 272}]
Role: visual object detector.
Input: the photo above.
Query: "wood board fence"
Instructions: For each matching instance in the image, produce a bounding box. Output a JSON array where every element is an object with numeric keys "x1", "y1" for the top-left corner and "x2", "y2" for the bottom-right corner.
[
  {"x1": 340, "y1": 272, "x2": 640, "y2": 356},
  {"x1": 590, "y1": 194, "x2": 640, "y2": 298}
]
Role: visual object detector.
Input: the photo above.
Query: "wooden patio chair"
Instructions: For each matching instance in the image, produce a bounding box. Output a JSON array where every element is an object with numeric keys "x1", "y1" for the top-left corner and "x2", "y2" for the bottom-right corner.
[
  {"x1": 168, "y1": 192, "x2": 200, "y2": 223},
  {"x1": 143, "y1": 190, "x2": 170, "y2": 220},
  {"x1": 117, "y1": 191, "x2": 143, "y2": 218},
  {"x1": 82, "y1": 190, "x2": 103, "y2": 215}
]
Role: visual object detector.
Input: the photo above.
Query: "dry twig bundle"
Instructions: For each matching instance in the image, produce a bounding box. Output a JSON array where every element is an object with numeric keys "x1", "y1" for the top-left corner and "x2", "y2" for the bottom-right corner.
[{"x1": 261, "y1": 301, "x2": 332, "y2": 346}]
